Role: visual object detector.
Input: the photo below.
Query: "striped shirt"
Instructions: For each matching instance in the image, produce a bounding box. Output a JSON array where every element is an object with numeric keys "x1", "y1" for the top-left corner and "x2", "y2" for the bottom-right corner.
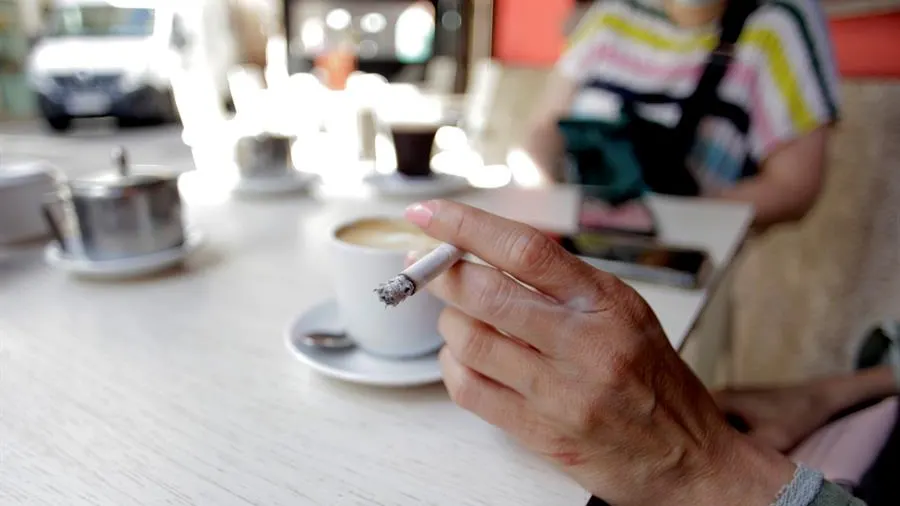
[{"x1": 558, "y1": 0, "x2": 841, "y2": 190}]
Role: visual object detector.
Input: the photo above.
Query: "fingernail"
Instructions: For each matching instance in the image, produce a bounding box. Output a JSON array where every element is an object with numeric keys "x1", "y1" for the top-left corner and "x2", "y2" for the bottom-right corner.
[{"x1": 404, "y1": 201, "x2": 437, "y2": 227}]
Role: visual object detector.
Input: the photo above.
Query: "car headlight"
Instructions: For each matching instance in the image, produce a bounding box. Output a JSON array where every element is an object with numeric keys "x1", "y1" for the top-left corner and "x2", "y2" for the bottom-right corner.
[
  {"x1": 119, "y1": 66, "x2": 151, "y2": 92},
  {"x1": 27, "y1": 70, "x2": 56, "y2": 93}
]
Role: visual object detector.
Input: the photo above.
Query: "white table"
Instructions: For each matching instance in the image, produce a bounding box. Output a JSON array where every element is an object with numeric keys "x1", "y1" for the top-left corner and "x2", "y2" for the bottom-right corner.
[{"x1": 0, "y1": 184, "x2": 751, "y2": 506}]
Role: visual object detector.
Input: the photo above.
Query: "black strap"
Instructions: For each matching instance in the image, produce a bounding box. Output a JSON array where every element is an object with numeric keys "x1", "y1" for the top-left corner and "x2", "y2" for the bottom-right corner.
[{"x1": 671, "y1": 0, "x2": 761, "y2": 166}]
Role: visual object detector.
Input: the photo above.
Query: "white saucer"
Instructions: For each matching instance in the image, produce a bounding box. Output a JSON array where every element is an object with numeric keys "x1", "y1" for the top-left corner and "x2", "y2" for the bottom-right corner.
[
  {"x1": 232, "y1": 171, "x2": 318, "y2": 197},
  {"x1": 44, "y1": 231, "x2": 204, "y2": 279},
  {"x1": 363, "y1": 172, "x2": 470, "y2": 198},
  {"x1": 284, "y1": 300, "x2": 443, "y2": 387}
]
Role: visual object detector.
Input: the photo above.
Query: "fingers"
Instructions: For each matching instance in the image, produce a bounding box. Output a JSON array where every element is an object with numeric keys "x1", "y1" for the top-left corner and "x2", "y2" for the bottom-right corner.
[
  {"x1": 428, "y1": 259, "x2": 572, "y2": 353},
  {"x1": 749, "y1": 427, "x2": 794, "y2": 453},
  {"x1": 439, "y1": 306, "x2": 554, "y2": 397},
  {"x1": 405, "y1": 200, "x2": 616, "y2": 309},
  {"x1": 440, "y1": 347, "x2": 537, "y2": 436},
  {"x1": 710, "y1": 390, "x2": 736, "y2": 410}
]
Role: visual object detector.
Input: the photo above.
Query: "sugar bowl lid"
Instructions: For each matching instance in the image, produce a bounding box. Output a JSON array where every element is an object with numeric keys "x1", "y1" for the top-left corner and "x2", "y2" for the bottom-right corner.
[{"x1": 69, "y1": 147, "x2": 178, "y2": 197}]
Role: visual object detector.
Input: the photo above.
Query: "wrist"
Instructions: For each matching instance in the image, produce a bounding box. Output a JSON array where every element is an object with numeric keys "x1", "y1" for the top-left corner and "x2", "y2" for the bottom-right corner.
[{"x1": 679, "y1": 430, "x2": 796, "y2": 506}]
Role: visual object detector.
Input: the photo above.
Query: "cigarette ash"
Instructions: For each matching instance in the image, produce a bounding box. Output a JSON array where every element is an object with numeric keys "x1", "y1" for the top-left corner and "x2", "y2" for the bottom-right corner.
[{"x1": 375, "y1": 274, "x2": 417, "y2": 307}]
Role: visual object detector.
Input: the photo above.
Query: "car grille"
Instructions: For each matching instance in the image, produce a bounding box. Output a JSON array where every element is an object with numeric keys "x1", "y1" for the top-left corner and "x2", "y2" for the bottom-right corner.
[{"x1": 52, "y1": 73, "x2": 121, "y2": 91}]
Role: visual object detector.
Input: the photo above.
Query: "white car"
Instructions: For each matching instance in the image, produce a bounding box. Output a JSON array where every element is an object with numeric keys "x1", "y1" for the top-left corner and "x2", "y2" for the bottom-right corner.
[{"x1": 26, "y1": 0, "x2": 237, "y2": 132}]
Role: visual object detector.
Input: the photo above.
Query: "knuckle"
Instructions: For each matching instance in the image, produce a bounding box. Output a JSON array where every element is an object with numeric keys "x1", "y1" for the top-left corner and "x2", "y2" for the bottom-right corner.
[
  {"x1": 585, "y1": 271, "x2": 632, "y2": 312},
  {"x1": 440, "y1": 308, "x2": 495, "y2": 368},
  {"x1": 608, "y1": 277, "x2": 654, "y2": 322},
  {"x1": 448, "y1": 368, "x2": 483, "y2": 410},
  {"x1": 474, "y1": 271, "x2": 514, "y2": 317},
  {"x1": 595, "y1": 349, "x2": 640, "y2": 390},
  {"x1": 520, "y1": 365, "x2": 546, "y2": 398},
  {"x1": 507, "y1": 229, "x2": 557, "y2": 272},
  {"x1": 456, "y1": 322, "x2": 493, "y2": 367},
  {"x1": 562, "y1": 394, "x2": 605, "y2": 434}
]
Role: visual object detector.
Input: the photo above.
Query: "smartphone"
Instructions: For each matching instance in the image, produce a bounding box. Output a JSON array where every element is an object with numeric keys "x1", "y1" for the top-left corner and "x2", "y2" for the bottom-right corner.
[
  {"x1": 557, "y1": 232, "x2": 711, "y2": 289},
  {"x1": 579, "y1": 197, "x2": 657, "y2": 238}
]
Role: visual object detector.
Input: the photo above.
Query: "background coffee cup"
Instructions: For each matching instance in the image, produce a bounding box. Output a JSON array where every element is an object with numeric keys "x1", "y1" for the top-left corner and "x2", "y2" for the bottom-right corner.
[
  {"x1": 235, "y1": 133, "x2": 294, "y2": 180},
  {"x1": 330, "y1": 218, "x2": 444, "y2": 359},
  {"x1": 388, "y1": 123, "x2": 440, "y2": 178}
]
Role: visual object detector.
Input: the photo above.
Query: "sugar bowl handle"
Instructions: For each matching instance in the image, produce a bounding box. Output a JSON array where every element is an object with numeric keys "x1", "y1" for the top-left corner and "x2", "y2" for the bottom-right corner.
[{"x1": 41, "y1": 195, "x2": 68, "y2": 252}]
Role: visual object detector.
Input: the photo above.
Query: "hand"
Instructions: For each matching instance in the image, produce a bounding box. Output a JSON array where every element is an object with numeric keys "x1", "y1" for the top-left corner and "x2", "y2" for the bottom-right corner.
[
  {"x1": 714, "y1": 384, "x2": 844, "y2": 452},
  {"x1": 404, "y1": 200, "x2": 795, "y2": 506}
]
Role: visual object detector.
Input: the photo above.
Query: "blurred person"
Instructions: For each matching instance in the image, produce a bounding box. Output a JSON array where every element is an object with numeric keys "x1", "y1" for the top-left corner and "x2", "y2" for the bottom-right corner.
[
  {"x1": 404, "y1": 199, "x2": 867, "y2": 506},
  {"x1": 525, "y1": 0, "x2": 840, "y2": 227},
  {"x1": 716, "y1": 325, "x2": 899, "y2": 505}
]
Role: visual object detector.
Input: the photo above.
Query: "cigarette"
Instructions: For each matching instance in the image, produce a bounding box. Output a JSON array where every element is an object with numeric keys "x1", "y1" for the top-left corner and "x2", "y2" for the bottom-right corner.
[{"x1": 375, "y1": 243, "x2": 465, "y2": 307}]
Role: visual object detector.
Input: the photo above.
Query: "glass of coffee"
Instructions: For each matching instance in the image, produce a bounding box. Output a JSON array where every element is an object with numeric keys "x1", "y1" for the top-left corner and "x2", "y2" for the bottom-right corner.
[{"x1": 388, "y1": 122, "x2": 441, "y2": 178}]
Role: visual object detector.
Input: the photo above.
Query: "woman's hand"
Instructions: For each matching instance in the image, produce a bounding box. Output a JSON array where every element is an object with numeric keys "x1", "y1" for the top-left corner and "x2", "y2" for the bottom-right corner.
[
  {"x1": 713, "y1": 385, "x2": 834, "y2": 452},
  {"x1": 404, "y1": 200, "x2": 795, "y2": 506},
  {"x1": 714, "y1": 365, "x2": 900, "y2": 452}
]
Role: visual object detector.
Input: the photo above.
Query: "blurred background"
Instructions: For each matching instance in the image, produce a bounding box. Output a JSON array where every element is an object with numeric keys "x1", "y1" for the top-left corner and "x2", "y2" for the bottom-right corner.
[{"x1": 0, "y1": 0, "x2": 899, "y2": 384}]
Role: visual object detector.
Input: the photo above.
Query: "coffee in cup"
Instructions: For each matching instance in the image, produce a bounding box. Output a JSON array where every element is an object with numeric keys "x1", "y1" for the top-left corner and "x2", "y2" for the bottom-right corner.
[
  {"x1": 389, "y1": 123, "x2": 440, "y2": 178},
  {"x1": 331, "y1": 218, "x2": 444, "y2": 358},
  {"x1": 337, "y1": 218, "x2": 440, "y2": 251}
]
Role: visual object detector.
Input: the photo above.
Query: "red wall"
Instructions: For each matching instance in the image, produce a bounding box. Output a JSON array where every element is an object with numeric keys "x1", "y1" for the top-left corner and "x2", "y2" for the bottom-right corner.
[
  {"x1": 492, "y1": 1, "x2": 900, "y2": 78},
  {"x1": 830, "y1": 12, "x2": 900, "y2": 78},
  {"x1": 493, "y1": 0, "x2": 574, "y2": 66}
]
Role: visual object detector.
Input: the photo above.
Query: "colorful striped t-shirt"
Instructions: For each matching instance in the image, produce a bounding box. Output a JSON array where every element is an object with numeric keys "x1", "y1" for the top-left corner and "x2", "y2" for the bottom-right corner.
[{"x1": 558, "y1": 0, "x2": 841, "y2": 190}]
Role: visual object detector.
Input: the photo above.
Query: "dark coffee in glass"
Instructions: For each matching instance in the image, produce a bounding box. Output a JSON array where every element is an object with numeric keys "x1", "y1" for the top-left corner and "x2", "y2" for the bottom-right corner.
[{"x1": 390, "y1": 124, "x2": 439, "y2": 178}]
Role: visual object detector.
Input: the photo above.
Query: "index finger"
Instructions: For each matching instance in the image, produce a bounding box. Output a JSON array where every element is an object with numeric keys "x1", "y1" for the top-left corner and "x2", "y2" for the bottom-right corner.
[{"x1": 404, "y1": 199, "x2": 618, "y2": 308}]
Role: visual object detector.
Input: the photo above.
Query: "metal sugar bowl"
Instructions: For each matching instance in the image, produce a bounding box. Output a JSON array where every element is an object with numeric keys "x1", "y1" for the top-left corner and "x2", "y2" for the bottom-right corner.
[{"x1": 42, "y1": 147, "x2": 186, "y2": 261}]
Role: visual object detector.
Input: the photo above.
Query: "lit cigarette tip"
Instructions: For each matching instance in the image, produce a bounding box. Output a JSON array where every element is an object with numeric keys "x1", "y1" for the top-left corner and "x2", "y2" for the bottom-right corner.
[{"x1": 375, "y1": 274, "x2": 417, "y2": 307}]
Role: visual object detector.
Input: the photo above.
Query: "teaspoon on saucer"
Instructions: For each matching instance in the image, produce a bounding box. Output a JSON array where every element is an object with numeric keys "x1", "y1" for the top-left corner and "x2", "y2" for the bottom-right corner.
[{"x1": 302, "y1": 331, "x2": 356, "y2": 350}]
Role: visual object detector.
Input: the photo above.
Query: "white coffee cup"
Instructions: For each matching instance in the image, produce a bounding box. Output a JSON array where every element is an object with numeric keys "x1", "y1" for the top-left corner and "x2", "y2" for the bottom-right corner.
[{"x1": 331, "y1": 217, "x2": 445, "y2": 359}]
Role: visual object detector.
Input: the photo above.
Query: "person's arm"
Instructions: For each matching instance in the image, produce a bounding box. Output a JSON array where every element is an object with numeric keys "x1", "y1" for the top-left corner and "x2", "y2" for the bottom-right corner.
[
  {"x1": 715, "y1": 365, "x2": 898, "y2": 452},
  {"x1": 716, "y1": 2, "x2": 840, "y2": 228},
  {"x1": 521, "y1": 72, "x2": 579, "y2": 185},
  {"x1": 714, "y1": 126, "x2": 829, "y2": 228},
  {"x1": 820, "y1": 365, "x2": 899, "y2": 416}
]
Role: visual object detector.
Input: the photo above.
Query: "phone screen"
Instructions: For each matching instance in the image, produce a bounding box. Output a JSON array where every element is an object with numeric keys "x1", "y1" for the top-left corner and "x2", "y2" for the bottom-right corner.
[{"x1": 558, "y1": 232, "x2": 709, "y2": 288}]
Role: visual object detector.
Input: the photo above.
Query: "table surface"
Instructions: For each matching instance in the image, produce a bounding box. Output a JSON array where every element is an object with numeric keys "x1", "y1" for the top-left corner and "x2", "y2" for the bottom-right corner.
[{"x1": 0, "y1": 182, "x2": 752, "y2": 506}]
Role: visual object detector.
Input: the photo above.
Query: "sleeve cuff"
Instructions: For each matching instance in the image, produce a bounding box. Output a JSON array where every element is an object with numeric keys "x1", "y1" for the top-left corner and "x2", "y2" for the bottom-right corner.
[
  {"x1": 773, "y1": 465, "x2": 825, "y2": 506},
  {"x1": 775, "y1": 465, "x2": 867, "y2": 506}
]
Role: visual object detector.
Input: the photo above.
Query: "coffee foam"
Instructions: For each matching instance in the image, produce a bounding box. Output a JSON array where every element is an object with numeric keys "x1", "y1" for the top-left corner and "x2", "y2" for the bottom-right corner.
[
  {"x1": 337, "y1": 218, "x2": 440, "y2": 252},
  {"x1": 388, "y1": 122, "x2": 441, "y2": 134}
]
